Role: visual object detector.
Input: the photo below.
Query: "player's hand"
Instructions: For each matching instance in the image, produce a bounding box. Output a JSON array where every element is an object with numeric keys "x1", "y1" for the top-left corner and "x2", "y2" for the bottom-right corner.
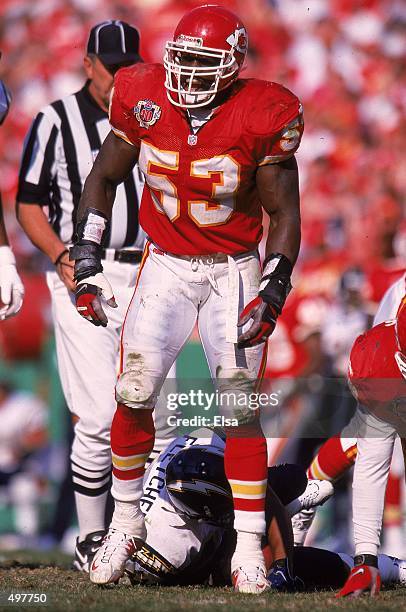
[
  {"x1": 237, "y1": 253, "x2": 293, "y2": 349},
  {"x1": 237, "y1": 296, "x2": 278, "y2": 348},
  {"x1": 336, "y1": 563, "x2": 381, "y2": 598},
  {"x1": 55, "y1": 249, "x2": 75, "y2": 292},
  {"x1": 0, "y1": 246, "x2": 25, "y2": 320},
  {"x1": 75, "y1": 272, "x2": 117, "y2": 327},
  {"x1": 267, "y1": 558, "x2": 304, "y2": 592}
]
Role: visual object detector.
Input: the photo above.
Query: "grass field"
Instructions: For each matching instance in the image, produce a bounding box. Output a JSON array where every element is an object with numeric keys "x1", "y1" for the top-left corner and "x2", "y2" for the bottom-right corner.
[{"x1": 0, "y1": 551, "x2": 405, "y2": 612}]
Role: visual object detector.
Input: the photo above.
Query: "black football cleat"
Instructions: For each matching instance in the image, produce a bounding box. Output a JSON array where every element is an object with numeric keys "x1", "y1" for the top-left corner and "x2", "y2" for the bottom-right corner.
[{"x1": 72, "y1": 530, "x2": 106, "y2": 573}]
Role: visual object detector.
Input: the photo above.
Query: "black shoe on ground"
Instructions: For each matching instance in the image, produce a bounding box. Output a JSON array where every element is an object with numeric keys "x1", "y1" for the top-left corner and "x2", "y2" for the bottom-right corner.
[{"x1": 72, "y1": 530, "x2": 106, "y2": 572}]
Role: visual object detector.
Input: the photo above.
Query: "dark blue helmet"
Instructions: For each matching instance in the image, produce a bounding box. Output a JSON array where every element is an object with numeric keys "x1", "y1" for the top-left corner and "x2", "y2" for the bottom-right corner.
[{"x1": 165, "y1": 445, "x2": 233, "y2": 526}]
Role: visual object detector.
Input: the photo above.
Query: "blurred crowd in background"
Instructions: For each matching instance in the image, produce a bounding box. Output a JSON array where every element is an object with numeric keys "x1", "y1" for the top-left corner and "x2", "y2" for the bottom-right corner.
[{"x1": 0, "y1": 0, "x2": 404, "y2": 558}]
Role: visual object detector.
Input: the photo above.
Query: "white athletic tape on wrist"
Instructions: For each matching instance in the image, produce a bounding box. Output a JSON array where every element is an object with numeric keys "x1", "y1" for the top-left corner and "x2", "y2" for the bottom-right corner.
[{"x1": 82, "y1": 212, "x2": 107, "y2": 244}]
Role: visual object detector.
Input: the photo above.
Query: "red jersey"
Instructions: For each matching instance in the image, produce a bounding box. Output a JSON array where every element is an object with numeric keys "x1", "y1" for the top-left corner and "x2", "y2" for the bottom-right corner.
[
  {"x1": 348, "y1": 322, "x2": 405, "y2": 415},
  {"x1": 109, "y1": 63, "x2": 303, "y2": 255}
]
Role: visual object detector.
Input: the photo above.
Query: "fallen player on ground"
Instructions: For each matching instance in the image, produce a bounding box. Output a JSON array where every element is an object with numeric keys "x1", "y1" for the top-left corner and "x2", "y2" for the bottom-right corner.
[{"x1": 89, "y1": 428, "x2": 406, "y2": 593}]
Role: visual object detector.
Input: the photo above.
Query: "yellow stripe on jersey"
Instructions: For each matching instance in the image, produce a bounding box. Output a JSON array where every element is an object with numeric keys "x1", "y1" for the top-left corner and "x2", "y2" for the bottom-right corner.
[
  {"x1": 258, "y1": 154, "x2": 294, "y2": 166},
  {"x1": 112, "y1": 127, "x2": 135, "y2": 146}
]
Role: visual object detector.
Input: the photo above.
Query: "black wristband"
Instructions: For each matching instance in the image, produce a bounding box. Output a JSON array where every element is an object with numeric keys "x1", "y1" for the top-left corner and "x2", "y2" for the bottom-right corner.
[
  {"x1": 70, "y1": 243, "x2": 103, "y2": 283},
  {"x1": 53, "y1": 249, "x2": 69, "y2": 266},
  {"x1": 262, "y1": 252, "x2": 293, "y2": 275},
  {"x1": 354, "y1": 554, "x2": 378, "y2": 568},
  {"x1": 69, "y1": 244, "x2": 102, "y2": 261}
]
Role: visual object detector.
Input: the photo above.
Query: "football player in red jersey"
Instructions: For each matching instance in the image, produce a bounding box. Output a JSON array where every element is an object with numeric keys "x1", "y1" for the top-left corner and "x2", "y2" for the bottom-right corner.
[
  {"x1": 70, "y1": 5, "x2": 303, "y2": 592},
  {"x1": 336, "y1": 294, "x2": 406, "y2": 598}
]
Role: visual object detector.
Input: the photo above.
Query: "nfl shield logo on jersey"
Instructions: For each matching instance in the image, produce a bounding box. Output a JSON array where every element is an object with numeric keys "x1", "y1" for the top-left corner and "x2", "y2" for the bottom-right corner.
[{"x1": 134, "y1": 99, "x2": 161, "y2": 129}]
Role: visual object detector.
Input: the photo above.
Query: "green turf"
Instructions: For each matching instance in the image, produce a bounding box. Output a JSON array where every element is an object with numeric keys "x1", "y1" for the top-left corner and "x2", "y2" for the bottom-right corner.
[{"x1": 0, "y1": 551, "x2": 404, "y2": 612}]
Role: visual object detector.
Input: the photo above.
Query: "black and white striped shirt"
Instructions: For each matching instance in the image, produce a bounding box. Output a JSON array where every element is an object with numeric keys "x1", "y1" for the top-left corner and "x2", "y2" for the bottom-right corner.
[{"x1": 17, "y1": 82, "x2": 145, "y2": 250}]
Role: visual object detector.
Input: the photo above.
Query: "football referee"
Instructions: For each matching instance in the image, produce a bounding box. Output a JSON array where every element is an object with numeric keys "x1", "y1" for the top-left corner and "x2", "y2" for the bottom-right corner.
[{"x1": 16, "y1": 20, "x2": 173, "y2": 570}]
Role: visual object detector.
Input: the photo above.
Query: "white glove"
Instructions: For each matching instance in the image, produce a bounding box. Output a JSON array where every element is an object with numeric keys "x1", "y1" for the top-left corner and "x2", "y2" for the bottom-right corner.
[{"x1": 0, "y1": 246, "x2": 24, "y2": 320}]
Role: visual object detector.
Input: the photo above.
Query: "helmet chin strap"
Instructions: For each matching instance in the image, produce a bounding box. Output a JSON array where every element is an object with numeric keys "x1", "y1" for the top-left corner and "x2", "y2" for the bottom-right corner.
[{"x1": 181, "y1": 90, "x2": 214, "y2": 107}]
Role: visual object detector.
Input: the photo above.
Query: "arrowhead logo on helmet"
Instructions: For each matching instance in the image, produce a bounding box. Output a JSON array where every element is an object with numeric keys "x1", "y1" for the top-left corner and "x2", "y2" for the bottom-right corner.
[{"x1": 226, "y1": 28, "x2": 248, "y2": 53}]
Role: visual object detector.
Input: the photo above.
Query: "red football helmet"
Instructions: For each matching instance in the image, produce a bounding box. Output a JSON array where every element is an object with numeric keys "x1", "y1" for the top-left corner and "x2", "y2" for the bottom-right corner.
[{"x1": 164, "y1": 4, "x2": 248, "y2": 109}]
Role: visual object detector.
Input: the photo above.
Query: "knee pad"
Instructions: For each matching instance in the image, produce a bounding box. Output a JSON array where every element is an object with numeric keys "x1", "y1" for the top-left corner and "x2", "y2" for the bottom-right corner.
[
  {"x1": 217, "y1": 369, "x2": 258, "y2": 424},
  {"x1": 116, "y1": 369, "x2": 156, "y2": 409}
]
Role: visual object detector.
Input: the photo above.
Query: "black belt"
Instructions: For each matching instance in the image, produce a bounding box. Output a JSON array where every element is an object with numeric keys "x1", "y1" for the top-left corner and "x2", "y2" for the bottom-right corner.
[{"x1": 100, "y1": 249, "x2": 143, "y2": 264}]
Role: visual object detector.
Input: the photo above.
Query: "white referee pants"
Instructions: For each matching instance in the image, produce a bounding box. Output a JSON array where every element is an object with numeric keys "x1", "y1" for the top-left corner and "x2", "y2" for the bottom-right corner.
[{"x1": 47, "y1": 259, "x2": 176, "y2": 489}]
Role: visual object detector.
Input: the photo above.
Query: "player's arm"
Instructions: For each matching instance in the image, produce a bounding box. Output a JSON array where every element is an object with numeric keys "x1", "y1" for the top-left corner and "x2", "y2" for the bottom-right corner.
[
  {"x1": 257, "y1": 156, "x2": 301, "y2": 265},
  {"x1": 71, "y1": 131, "x2": 139, "y2": 327},
  {"x1": 264, "y1": 486, "x2": 306, "y2": 592},
  {"x1": 238, "y1": 157, "x2": 300, "y2": 348},
  {"x1": 0, "y1": 194, "x2": 9, "y2": 247},
  {"x1": 264, "y1": 486, "x2": 293, "y2": 562},
  {"x1": 0, "y1": 193, "x2": 24, "y2": 319},
  {"x1": 0, "y1": 75, "x2": 24, "y2": 318}
]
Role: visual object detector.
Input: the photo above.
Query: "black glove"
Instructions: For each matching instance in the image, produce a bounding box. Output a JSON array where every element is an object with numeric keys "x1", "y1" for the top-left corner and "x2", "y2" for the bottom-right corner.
[
  {"x1": 237, "y1": 253, "x2": 293, "y2": 349},
  {"x1": 70, "y1": 208, "x2": 117, "y2": 327}
]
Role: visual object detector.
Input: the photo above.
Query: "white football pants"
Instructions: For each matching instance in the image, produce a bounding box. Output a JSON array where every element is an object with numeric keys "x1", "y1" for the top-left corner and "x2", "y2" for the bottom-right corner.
[
  {"x1": 116, "y1": 244, "x2": 265, "y2": 421},
  {"x1": 351, "y1": 272, "x2": 405, "y2": 556}
]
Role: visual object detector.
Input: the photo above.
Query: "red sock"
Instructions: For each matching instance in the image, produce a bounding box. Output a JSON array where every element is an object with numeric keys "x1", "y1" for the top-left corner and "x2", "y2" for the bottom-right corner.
[
  {"x1": 384, "y1": 471, "x2": 402, "y2": 527},
  {"x1": 224, "y1": 422, "x2": 268, "y2": 533},
  {"x1": 111, "y1": 403, "x2": 155, "y2": 481},
  {"x1": 307, "y1": 436, "x2": 357, "y2": 481}
]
